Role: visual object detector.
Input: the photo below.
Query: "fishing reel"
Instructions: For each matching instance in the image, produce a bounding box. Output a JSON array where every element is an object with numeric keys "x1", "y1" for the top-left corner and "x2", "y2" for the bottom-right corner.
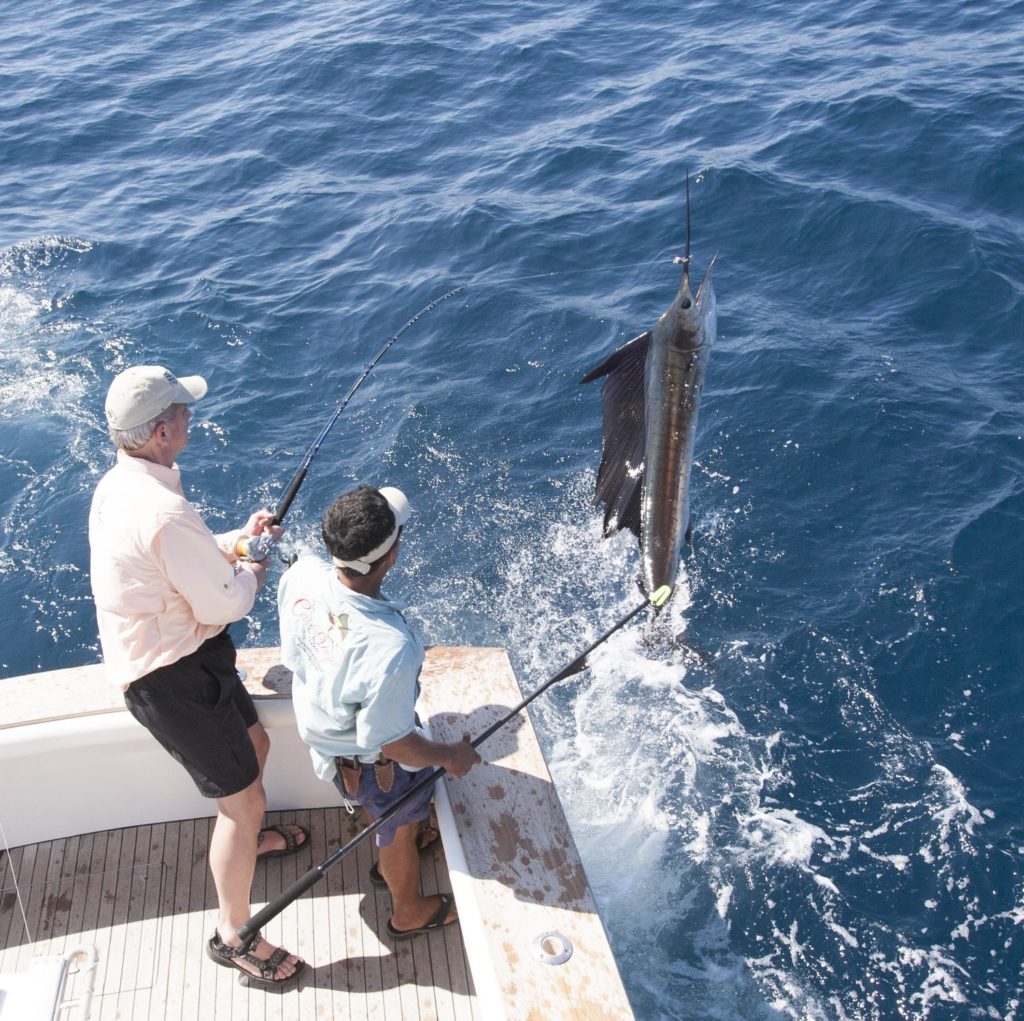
[
  {"x1": 235, "y1": 533, "x2": 276, "y2": 562},
  {"x1": 235, "y1": 533, "x2": 298, "y2": 567}
]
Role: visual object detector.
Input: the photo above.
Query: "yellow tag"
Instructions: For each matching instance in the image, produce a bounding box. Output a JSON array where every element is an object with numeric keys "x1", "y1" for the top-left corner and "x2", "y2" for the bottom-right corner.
[{"x1": 650, "y1": 585, "x2": 673, "y2": 608}]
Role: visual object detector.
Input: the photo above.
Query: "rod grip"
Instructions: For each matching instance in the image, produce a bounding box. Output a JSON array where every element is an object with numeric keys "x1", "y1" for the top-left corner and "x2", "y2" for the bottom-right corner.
[
  {"x1": 237, "y1": 866, "x2": 324, "y2": 943},
  {"x1": 272, "y1": 465, "x2": 308, "y2": 524}
]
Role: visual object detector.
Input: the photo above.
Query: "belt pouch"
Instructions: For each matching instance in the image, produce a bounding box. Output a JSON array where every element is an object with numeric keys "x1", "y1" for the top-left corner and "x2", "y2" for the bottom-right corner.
[
  {"x1": 374, "y1": 761, "x2": 395, "y2": 793},
  {"x1": 337, "y1": 758, "x2": 362, "y2": 797}
]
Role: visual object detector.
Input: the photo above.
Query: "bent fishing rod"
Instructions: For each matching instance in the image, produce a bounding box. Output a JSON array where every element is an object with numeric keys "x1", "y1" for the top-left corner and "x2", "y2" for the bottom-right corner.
[
  {"x1": 239, "y1": 283, "x2": 468, "y2": 560},
  {"x1": 237, "y1": 583, "x2": 672, "y2": 942}
]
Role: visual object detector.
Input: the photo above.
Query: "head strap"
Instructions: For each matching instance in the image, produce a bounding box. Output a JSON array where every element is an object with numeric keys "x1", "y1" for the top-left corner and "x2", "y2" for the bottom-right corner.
[{"x1": 332, "y1": 524, "x2": 400, "y2": 575}]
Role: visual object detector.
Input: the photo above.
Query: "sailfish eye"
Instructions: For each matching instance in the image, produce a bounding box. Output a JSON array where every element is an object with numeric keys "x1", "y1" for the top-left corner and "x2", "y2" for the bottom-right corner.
[{"x1": 681, "y1": 299, "x2": 692, "y2": 309}]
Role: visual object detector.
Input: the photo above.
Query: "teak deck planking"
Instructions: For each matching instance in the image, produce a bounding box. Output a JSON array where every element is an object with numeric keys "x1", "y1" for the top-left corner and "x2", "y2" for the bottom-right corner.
[{"x1": 0, "y1": 645, "x2": 634, "y2": 1019}]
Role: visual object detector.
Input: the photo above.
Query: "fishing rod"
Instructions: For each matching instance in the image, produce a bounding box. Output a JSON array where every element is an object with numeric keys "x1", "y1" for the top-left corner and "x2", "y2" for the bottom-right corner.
[
  {"x1": 236, "y1": 583, "x2": 672, "y2": 942},
  {"x1": 239, "y1": 283, "x2": 468, "y2": 560}
]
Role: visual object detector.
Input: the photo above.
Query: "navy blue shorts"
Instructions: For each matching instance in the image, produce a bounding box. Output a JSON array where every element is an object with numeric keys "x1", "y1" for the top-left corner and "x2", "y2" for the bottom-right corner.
[
  {"x1": 332, "y1": 760, "x2": 436, "y2": 847},
  {"x1": 123, "y1": 630, "x2": 260, "y2": 799}
]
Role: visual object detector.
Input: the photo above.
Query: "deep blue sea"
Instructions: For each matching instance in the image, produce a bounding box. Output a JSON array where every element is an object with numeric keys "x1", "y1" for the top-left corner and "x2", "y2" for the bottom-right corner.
[{"x1": 2, "y1": 1, "x2": 1022, "y2": 1017}]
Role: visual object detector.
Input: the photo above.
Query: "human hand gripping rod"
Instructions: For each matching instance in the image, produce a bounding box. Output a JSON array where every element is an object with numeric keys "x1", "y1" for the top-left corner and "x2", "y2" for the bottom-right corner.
[
  {"x1": 236, "y1": 584, "x2": 672, "y2": 942},
  {"x1": 236, "y1": 284, "x2": 468, "y2": 561}
]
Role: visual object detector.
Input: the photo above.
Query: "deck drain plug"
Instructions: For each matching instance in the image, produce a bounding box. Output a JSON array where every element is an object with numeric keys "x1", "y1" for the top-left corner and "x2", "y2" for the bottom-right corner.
[{"x1": 532, "y1": 930, "x2": 573, "y2": 965}]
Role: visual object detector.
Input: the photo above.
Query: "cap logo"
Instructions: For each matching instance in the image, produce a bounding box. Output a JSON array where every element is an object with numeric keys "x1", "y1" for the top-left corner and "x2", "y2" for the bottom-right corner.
[{"x1": 162, "y1": 370, "x2": 178, "y2": 386}]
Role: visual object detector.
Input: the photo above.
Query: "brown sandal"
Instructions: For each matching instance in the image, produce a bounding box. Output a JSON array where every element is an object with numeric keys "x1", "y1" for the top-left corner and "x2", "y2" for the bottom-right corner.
[{"x1": 206, "y1": 929, "x2": 305, "y2": 990}]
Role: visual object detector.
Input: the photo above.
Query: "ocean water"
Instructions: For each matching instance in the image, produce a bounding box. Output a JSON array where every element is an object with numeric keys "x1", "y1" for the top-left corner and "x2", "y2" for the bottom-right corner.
[{"x1": 1, "y1": 1, "x2": 1022, "y2": 1017}]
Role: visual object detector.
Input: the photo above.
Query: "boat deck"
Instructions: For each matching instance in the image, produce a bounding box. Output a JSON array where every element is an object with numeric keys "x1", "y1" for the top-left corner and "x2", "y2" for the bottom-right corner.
[
  {"x1": 0, "y1": 806, "x2": 475, "y2": 1020},
  {"x1": 0, "y1": 646, "x2": 635, "y2": 1020}
]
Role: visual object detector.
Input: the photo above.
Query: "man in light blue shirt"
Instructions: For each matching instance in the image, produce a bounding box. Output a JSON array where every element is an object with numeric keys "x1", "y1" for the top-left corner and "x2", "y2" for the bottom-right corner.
[{"x1": 279, "y1": 484, "x2": 480, "y2": 940}]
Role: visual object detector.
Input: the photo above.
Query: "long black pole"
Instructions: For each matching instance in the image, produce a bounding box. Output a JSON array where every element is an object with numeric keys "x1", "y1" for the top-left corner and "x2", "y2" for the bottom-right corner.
[
  {"x1": 270, "y1": 283, "x2": 468, "y2": 525},
  {"x1": 237, "y1": 585, "x2": 671, "y2": 942}
]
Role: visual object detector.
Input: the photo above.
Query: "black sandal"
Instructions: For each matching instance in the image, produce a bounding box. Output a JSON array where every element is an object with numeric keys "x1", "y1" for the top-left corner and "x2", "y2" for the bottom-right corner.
[
  {"x1": 386, "y1": 893, "x2": 459, "y2": 941},
  {"x1": 256, "y1": 823, "x2": 310, "y2": 860},
  {"x1": 206, "y1": 929, "x2": 305, "y2": 990}
]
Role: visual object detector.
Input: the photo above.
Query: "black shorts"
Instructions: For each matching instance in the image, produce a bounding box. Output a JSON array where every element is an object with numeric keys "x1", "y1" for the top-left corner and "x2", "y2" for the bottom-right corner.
[{"x1": 123, "y1": 630, "x2": 260, "y2": 799}]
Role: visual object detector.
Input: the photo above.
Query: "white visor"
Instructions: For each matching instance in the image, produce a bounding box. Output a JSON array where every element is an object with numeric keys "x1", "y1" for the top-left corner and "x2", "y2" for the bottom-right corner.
[{"x1": 332, "y1": 486, "x2": 411, "y2": 574}]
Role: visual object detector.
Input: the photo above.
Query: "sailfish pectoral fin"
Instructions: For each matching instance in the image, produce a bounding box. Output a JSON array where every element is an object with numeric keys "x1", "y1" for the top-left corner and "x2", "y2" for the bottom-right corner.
[{"x1": 581, "y1": 330, "x2": 650, "y2": 540}]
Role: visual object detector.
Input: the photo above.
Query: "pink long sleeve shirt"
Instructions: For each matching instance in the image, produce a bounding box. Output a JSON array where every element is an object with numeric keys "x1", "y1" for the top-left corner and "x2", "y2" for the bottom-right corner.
[{"x1": 88, "y1": 451, "x2": 257, "y2": 689}]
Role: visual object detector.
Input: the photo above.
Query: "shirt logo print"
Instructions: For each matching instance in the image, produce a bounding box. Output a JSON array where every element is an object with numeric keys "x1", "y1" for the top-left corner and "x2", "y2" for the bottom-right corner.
[{"x1": 327, "y1": 610, "x2": 349, "y2": 644}]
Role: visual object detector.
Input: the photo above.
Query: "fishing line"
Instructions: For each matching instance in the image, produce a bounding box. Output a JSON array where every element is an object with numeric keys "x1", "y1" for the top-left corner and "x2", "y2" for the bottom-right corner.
[
  {"x1": 349, "y1": 257, "x2": 685, "y2": 299},
  {"x1": 236, "y1": 583, "x2": 672, "y2": 942},
  {"x1": 238, "y1": 260, "x2": 668, "y2": 561},
  {"x1": 463, "y1": 255, "x2": 689, "y2": 293},
  {"x1": 239, "y1": 283, "x2": 467, "y2": 560}
]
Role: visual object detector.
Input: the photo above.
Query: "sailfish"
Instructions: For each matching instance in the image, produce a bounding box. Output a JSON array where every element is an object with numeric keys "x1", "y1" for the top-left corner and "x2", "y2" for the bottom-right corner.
[{"x1": 581, "y1": 181, "x2": 717, "y2": 600}]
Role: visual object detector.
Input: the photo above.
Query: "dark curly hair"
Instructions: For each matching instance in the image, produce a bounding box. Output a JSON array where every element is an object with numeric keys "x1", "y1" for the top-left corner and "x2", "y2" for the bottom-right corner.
[{"x1": 321, "y1": 485, "x2": 397, "y2": 577}]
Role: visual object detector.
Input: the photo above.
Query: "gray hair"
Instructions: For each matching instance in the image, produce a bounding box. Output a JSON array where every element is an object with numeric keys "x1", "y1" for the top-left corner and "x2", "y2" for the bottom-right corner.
[{"x1": 109, "y1": 403, "x2": 186, "y2": 451}]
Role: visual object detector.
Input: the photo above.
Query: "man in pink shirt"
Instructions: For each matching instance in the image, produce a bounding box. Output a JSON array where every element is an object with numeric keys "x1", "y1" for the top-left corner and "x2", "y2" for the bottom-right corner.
[{"x1": 89, "y1": 365, "x2": 305, "y2": 990}]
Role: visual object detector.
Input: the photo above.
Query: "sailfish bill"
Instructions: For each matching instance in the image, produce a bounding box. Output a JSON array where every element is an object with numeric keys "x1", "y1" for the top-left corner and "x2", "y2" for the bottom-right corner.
[{"x1": 581, "y1": 182, "x2": 717, "y2": 599}]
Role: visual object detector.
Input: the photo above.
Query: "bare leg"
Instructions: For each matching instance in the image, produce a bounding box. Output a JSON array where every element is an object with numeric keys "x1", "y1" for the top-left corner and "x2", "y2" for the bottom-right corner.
[
  {"x1": 209, "y1": 723, "x2": 301, "y2": 979},
  {"x1": 379, "y1": 819, "x2": 458, "y2": 932},
  {"x1": 251, "y1": 720, "x2": 270, "y2": 774},
  {"x1": 245, "y1": 722, "x2": 306, "y2": 856}
]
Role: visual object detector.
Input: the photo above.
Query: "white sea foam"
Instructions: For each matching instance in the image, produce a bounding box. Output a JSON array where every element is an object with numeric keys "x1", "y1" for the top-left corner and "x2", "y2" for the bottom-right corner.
[
  {"x1": 459, "y1": 474, "x2": 1017, "y2": 1020},
  {"x1": 415, "y1": 471, "x2": 830, "y2": 1017},
  {"x1": 0, "y1": 235, "x2": 112, "y2": 430},
  {"x1": 0, "y1": 236, "x2": 131, "y2": 661}
]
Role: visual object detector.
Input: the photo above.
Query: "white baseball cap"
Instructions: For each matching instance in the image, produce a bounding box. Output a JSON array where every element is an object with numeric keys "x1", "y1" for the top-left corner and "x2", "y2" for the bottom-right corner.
[{"x1": 105, "y1": 365, "x2": 208, "y2": 431}]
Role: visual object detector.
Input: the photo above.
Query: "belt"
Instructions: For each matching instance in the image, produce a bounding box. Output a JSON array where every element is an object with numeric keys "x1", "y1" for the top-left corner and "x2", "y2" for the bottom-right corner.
[{"x1": 336, "y1": 754, "x2": 392, "y2": 770}]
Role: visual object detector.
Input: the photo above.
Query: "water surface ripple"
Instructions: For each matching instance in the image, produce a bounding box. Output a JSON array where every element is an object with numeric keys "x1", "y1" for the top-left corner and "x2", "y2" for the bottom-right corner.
[{"x1": 2, "y1": 2, "x2": 1022, "y2": 1017}]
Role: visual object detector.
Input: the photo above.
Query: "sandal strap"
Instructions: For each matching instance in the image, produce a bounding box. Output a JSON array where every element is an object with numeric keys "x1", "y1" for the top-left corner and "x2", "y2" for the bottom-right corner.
[
  {"x1": 211, "y1": 928, "x2": 261, "y2": 958},
  {"x1": 238, "y1": 943, "x2": 291, "y2": 979},
  {"x1": 264, "y1": 947, "x2": 290, "y2": 972}
]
